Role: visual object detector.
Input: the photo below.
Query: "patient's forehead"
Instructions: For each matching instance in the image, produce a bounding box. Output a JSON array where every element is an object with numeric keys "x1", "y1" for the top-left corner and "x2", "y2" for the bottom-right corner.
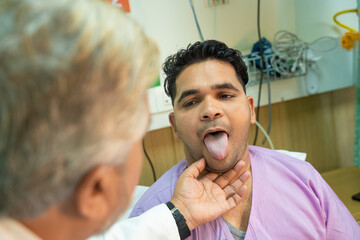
[{"x1": 175, "y1": 60, "x2": 242, "y2": 95}]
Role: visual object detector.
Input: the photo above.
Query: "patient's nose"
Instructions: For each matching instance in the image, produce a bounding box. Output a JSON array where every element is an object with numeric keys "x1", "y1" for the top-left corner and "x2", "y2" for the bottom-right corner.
[{"x1": 200, "y1": 97, "x2": 223, "y2": 121}]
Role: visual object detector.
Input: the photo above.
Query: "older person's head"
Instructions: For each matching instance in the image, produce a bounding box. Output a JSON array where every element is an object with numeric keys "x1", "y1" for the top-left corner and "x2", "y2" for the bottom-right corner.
[{"x1": 0, "y1": 0, "x2": 158, "y2": 238}]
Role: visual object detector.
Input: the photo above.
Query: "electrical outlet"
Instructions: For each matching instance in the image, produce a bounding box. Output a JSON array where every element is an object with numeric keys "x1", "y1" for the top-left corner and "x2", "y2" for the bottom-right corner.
[
  {"x1": 204, "y1": 0, "x2": 229, "y2": 7},
  {"x1": 163, "y1": 94, "x2": 172, "y2": 106},
  {"x1": 151, "y1": 86, "x2": 173, "y2": 113}
]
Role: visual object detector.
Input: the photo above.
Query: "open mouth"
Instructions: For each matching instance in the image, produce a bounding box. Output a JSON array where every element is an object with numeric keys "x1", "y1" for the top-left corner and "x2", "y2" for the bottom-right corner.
[
  {"x1": 203, "y1": 130, "x2": 229, "y2": 160},
  {"x1": 207, "y1": 131, "x2": 226, "y2": 137},
  {"x1": 202, "y1": 129, "x2": 228, "y2": 140}
]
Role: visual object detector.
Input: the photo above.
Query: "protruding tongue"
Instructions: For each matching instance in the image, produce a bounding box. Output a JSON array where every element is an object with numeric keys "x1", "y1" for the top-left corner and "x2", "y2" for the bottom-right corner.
[{"x1": 204, "y1": 131, "x2": 229, "y2": 160}]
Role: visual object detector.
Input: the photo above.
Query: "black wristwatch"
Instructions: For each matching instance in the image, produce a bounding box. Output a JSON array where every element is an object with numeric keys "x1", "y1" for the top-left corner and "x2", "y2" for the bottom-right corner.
[{"x1": 166, "y1": 201, "x2": 191, "y2": 240}]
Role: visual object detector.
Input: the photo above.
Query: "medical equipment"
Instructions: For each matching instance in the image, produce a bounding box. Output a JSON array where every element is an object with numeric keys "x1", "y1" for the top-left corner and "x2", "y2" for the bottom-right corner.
[{"x1": 333, "y1": 8, "x2": 359, "y2": 50}]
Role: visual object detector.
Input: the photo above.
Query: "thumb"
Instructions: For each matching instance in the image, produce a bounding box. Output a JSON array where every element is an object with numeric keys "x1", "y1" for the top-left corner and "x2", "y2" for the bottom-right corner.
[{"x1": 184, "y1": 158, "x2": 206, "y2": 179}]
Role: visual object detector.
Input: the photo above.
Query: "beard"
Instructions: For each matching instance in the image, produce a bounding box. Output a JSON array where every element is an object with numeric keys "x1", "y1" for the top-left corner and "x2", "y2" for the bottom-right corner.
[
  {"x1": 183, "y1": 133, "x2": 248, "y2": 173},
  {"x1": 205, "y1": 150, "x2": 241, "y2": 172}
]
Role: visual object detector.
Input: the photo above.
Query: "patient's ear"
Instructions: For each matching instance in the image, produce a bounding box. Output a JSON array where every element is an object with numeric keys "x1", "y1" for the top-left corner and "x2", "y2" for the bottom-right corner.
[
  {"x1": 169, "y1": 112, "x2": 179, "y2": 138},
  {"x1": 74, "y1": 165, "x2": 122, "y2": 221},
  {"x1": 247, "y1": 96, "x2": 256, "y2": 124}
]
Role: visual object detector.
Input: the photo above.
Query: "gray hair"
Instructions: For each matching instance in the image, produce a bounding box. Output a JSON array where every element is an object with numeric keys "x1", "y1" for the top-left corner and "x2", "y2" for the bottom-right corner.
[{"x1": 0, "y1": 0, "x2": 159, "y2": 218}]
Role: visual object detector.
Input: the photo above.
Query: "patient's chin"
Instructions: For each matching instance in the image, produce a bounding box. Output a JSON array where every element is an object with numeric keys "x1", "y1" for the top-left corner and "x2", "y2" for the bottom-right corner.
[
  {"x1": 206, "y1": 159, "x2": 239, "y2": 173},
  {"x1": 205, "y1": 166, "x2": 230, "y2": 173}
]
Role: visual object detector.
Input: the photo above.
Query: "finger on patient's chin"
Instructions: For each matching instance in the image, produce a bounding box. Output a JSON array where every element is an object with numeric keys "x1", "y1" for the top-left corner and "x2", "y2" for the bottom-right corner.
[
  {"x1": 220, "y1": 160, "x2": 245, "y2": 183},
  {"x1": 224, "y1": 182, "x2": 246, "y2": 202},
  {"x1": 239, "y1": 170, "x2": 251, "y2": 183},
  {"x1": 223, "y1": 182, "x2": 237, "y2": 198},
  {"x1": 202, "y1": 172, "x2": 219, "y2": 181},
  {"x1": 195, "y1": 158, "x2": 206, "y2": 171},
  {"x1": 237, "y1": 184, "x2": 248, "y2": 198},
  {"x1": 224, "y1": 175, "x2": 249, "y2": 200},
  {"x1": 232, "y1": 191, "x2": 242, "y2": 205},
  {"x1": 214, "y1": 160, "x2": 245, "y2": 188},
  {"x1": 234, "y1": 160, "x2": 246, "y2": 172},
  {"x1": 223, "y1": 175, "x2": 243, "y2": 197},
  {"x1": 187, "y1": 158, "x2": 206, "y2": 178},
  {"x1": 226, "y1": 186, "x2": 245, "y2": 208}
]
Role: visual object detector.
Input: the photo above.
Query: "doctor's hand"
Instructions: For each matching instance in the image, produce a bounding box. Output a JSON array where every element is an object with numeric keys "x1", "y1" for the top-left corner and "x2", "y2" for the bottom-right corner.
[{"x1": 170, "y1": 158, "x2": 250, "y2": 231}]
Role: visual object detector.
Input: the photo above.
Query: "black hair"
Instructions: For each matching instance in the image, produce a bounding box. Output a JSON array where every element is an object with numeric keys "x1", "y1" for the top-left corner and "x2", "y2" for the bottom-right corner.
[{"x1": 163, "y1": 40, "x2": 248, "y2": 105}]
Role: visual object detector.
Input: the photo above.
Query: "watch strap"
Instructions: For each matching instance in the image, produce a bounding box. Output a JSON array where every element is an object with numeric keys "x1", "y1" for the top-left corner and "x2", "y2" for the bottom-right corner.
[{"x1": 166, "y1": 201, "x2": 191, "y2": 240}]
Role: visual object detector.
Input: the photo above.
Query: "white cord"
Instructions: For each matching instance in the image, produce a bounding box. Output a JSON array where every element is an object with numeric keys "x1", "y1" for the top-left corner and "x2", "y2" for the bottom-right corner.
[
  {"x1": 271, "y1": 30, "x2": 307, "y2": 76},
  {"x1": 255, "y1": 120, "x2": 274, "y2": 150},
  {"x1": 308, "y1": 36, "x2": 338, "y2": 52},
  {"x1": 270, "y1": 30, "x2": 338, "y2": 76}
]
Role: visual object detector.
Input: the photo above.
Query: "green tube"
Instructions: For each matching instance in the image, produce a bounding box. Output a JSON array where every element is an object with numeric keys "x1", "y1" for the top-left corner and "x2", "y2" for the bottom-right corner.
[{"x1": 354, "y1": 0, "x2": 360, "y2": 167}]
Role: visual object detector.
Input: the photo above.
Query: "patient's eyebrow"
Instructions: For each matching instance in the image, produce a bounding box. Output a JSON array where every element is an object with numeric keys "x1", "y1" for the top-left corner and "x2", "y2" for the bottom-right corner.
[
  {"x1": 212, "y1": 83, "x2": 240, "y2": 92},
  {"x1": 176, "y1": 83, "x2": 239, "y2": 104},
  {"x1": 177, "y1": 89, "x2": 199, "y2": 104}
]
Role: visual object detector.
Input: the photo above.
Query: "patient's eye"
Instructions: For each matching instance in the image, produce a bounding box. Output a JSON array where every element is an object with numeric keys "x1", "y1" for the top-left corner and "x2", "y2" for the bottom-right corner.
[
  {"x1": 219, "y1": 93, "x2": 235, "y2": 99},
  {"x1": 184, "y1": 100, "x2": 198, "y2": 107}
]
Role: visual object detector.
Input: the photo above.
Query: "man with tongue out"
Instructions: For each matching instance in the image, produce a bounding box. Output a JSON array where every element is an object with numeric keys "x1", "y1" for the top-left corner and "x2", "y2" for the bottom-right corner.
[{"x1": 130, "y1": 40, "x2": 360, "y2": 239}]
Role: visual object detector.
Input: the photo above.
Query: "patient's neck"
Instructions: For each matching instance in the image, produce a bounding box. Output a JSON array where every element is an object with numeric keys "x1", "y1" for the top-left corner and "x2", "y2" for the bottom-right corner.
[{"x1": 222, "y1": 166, "x2": 253, "y2": 232}]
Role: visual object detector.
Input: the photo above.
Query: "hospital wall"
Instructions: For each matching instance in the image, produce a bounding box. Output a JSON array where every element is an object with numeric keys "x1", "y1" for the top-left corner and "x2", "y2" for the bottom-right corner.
[{"x1": 130, "y1": 0, "x2": 358, "y2": 65}]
